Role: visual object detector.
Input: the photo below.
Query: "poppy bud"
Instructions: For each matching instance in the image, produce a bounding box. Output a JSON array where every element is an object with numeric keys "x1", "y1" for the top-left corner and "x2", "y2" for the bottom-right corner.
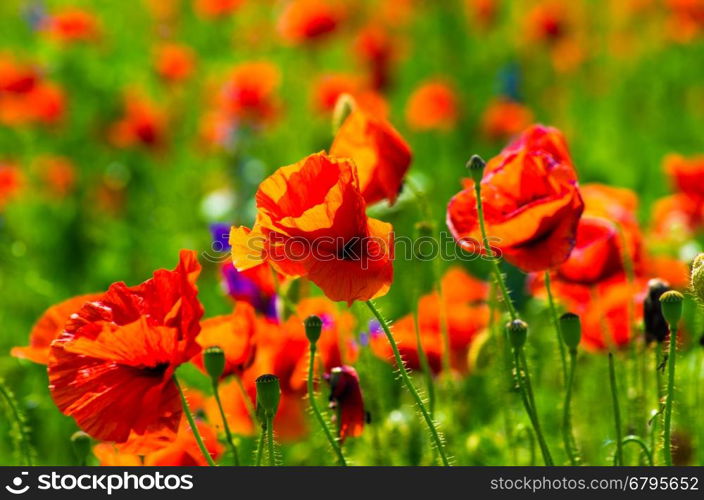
[
  {"x1": 659, "y1": 290, "x2": 684, "y2": 329},
  {"x1": 644, "y1": 279, "x2": 672, "y2": 343},
  {"x1": 203, "y1": 346, "x2": 225, "y2": 380},
  {"x1": 559, "y1": 312, "x2": 581, "y2": 351},
  {"x1": 414, "y1": 221, "x2": 435, "y2": 260},
  {"x1": 466, "y1": 154, "x2": 486, "y2": 184},
  {"x1": 506, "y1": 319, "x2": 528, "y2": 350},
  {"x1": 70, "y1": 431, "x2": 91, "y2": 462},
  {"x1": 327, "y1": 366, "x2": 366, "y2": 442},
  {"x1": 414, "y1": 220, "x2": 435, "y2": 239},
  {"x1": 255, "y1": 374, "x2": 281, "y2": 417},
  {"x1": 692, "y1": 253, "x2": 704, "y2": 304},
  {"x1": 332, "y1": 93, "x2": 354, "y2": 134},
  {"x1": 304, "y1": 315, "x2": 323, "y2": 344}
]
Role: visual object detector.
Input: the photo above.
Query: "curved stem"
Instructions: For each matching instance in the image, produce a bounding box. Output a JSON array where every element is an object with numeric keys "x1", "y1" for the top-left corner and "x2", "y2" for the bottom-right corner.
[
  {"x1": 562, "y1": 350, "x2": 580, "y2": 465},
  {"x1": 617, "y1": 435, "x2": 654, "y2": 466},
  {"x1": 608, "y1": 353, "x2": 623, "y2": 466},
  {"x1": 663, "y1": 327, "x2": 677, "y2": 466},
  {"x1": 174, "y1": 377, "x2": 217, "y2": 466},
  {"x1": 544, "y1": 272, "x2": 567, "y2": 385},
  {"x1": 307, "y1": 343, "x2": 347, "y2": 466},
  {"x1": 0, "y1": 380, "x2": 33, "y2": 466},
  {"x1": 266, "y1": 414, "x2": 275, "y2": 466},
  {"x1": 366, "y1": 300, "x2": 450, "y2": 466},
  {"x1": 473, "y1": 180, "x2": 517, "y2": 320},
  {"x1": 212, "y1": 381, "x2": 240, "y2": 465},
  {"x1": 513, "y1": 351, "x2": 553, "y2": 465}
]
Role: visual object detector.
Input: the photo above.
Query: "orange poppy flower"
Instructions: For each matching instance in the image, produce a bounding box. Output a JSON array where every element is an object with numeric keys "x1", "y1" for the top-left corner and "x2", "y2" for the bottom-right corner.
[
  {"x1": 0, "y1": 55, "x2": 37, "y2": 93},
  {"x1": 664, "y1": 153, "x2": 704, "y2": 203},
  {"x1": 154, "y1": 43, "x2": 196, "y2": 83},
  {"x1": 12, "y1": 294, "x2": 100, "y2": 365},
  {"x1": 447, "y1": 124, "x2": 584, "y2": 272},
  {"x1": 0, "y1": 162, "x2": 23, "y2": 210},
  {"x1": 218, "y1": 62, "x2": 280, "y2": 124},
  {"x1": 48, "y1": 250, "x2": 204, "y2": 442},
  {"x1": 525, "y1": 0, "x2": 571, "y2": 44},
  {"x1": 42, "y1": 8, "x2": 101, "y2": 43},
  {"x1": 94, "y1": 418, "x2": 222, "y2": 466},
  {"x1": 327, "y1": 365, "x2": 365, "y2": 442},
  {"x1": 330, "y1": 103, "x2": 412, "y2": 205},
  {"x1": 193, "y1": 302, "x2": 258, "y2": 378},
  {"x1": 665, "y1": 0, "x2": 704, "y2": 43},
  {"x1": 650, "y1": 193, "x2": 702, "y2": 242},
  {"x1": 405, "y1": 80, "x2": 459, "y2": 131},
  {"x1": 193, "y1": 0, "x2": 244, "y2": 18},
  {"x1": 481, "y1": 98, "x2": 535, "y2": 140},
  {"x1": 109, "y1": 92, "x2": 166, "y2": 149},
  {"x1": 277, "y1": 0, "x2": 344, "y2": 45},
  {"x1": 230, "y1": 152, "x2": 394, "y2": 304},
  {"x1": 371, "y1": 267, "x2": 489, "y2": 373},
  {"x1": 353, "y1": 24, "x2": 398, "y2": 90}
]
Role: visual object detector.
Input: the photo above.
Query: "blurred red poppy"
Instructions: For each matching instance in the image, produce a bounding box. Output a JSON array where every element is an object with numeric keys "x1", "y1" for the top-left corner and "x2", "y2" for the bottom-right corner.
[
  {"x1": 48, "y1": 250, "x2": 203, "y2": 442},
  {"x1": 36, "y1": 155, "x2": 76, "y2": 197},
  {"x1": 42, "y1": 8, "x2": 101, "y2": 43},
  {"x1": 277, "y1": 0, "x2": 344, "y2": 45},
  {"x1": 109, "y1": 92, "x2": 166, "y2": 149},
  {"x1": 230, "y1": 152, "x2": 394, "y2": 304},
  {"x1": 447, "y1": 124, "x2": 584, "y2": 272},
  {"x1": 327, "y1": 366, "x2": 365, "y2": 442},
  {"x1": 330, "y1": 102, "x2": 412, "y2": 205},
  {"x1": 194, "y1": 0, "x2": 244, "y2": 18},
  {"x1": 664, "y1": 153, "x2": 704, "y2": 204},
  {"x1": 12, "y1": 294, "x2": 100, "y2": 365},
  {"x1": 154, "y1": 43, "x2": 196, "y2": 83},
  {"x1": 218, "y1": 62, "x2": 280, "y2": 124},
  {"x1": 0, "y1": 162, "x2": 23, "y2": 210},
  {"x1": 481, "y1": 98, "x2": 534, "y2": 140},
  {"x1": 352, "y1": 24, "x2": 398, "y2": 90},
  {"x1": 405, "y1": 80, "x2": 459, "y2": 131}
]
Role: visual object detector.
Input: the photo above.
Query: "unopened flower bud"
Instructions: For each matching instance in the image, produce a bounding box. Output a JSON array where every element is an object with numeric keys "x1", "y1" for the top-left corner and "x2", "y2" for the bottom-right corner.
[
  {"x1": 559, "y1": 312, "x2": 581, "y2": 351},
  {"x1": 691, "y1": 253, "x2": 704, "y2": 304},
  {"x1": 660, "y1": 290, "x2": 684, "y2": 329},
  {"x1": 332, "y1": 93, "x2": 355, "y2": 134},
  {"x1": 506, "y1": 319, "x2": 528, "y2": 350},
  {"x1": 643, "y1": 279, "x2": 671, "y2": 343},
  {"x1": 203, "y1": 346, "x2": 225, "y2": 380},
  {"x1": 71, "y1": 431, "x2": 92, "y2": 462},
  {"x1": 304, "y1": 315, "x2": 322, "y2": 344},
  {"x1": 466, "y1": 155, "x2": 486, "y2": 184},
  {"x1": 255, "y1": 374, "x2": 281, "y2": 418}
]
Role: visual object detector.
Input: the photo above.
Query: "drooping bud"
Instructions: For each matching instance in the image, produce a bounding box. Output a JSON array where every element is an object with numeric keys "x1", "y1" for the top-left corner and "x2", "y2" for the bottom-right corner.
[
  {"x1": 643, "y1": 279, "x2": 672, "y2": 343},
  {"x1": 466, "y1": 154, "x2": 486, "y2": 185},
  {"x1": 304, "y1": 315, "x2": 323, "y2": 345},
  {"x1": 332, "y1": 93, "x2": 355, "y2": 135},
  {"x1": 70, "y1": 431, "x2": 92, "y2": 464},
  {"x1": 691, "y1": 253, "x2": 704, "y2": 304},
  {"x1": 327, "y1": 366, "x2": 366, "y2": 442},
  {"x1": 559, "y1": 312, "x2": 581, "y2": 351},
  {"x1": 203, "y1": 346, "x2": 226, "y2": 380},
  {"x1": 660, "y1": 290, "x2": 684, "y2": 329},
  {"x1": 506, "y1": 319, "x2": 528, "y2": 350},
  {"x1": 255, "y1": 374, "x2": 281, "y2": 418}
]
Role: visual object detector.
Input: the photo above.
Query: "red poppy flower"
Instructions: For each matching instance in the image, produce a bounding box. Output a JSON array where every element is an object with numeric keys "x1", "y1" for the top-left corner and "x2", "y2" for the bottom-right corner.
[
  {"x1": 230, "y1": 152, "x2": 394, "y2": 304},
  {"x1": 109, "y1": 92, "x2": 166, "y2": 149},
  {"x1": 650, "y1": 194, "x2": 703, "y2": 242},
  {"x1": 0, "y1": 162, "x2": 23, "y2": 210},
  {"x1": 352, "y1": 24, "x2": 398, "y2": 90},
  {"x1": 481, "y1": 98, "x2": 534, "y2": 140},
  {"x1": 48, "y1": 250, "x2": 204, "y2": 442},
  {"x1": 311, "y1": 73, "x2": 363, "y2": 113},
  {"x1": 277, "y1": 0, "x2": 344, "y2": 45},
  {"x1": 194, "y1": 302, "x2": 258, "y2": 378},
  {"x1": 0, "y1": 55, "x2": 37, "y2": 93},
  {"x1": 371, "y1": 267, "x2": 489, "y2": 373},
  {"x1": 327, "y1": 366, "x2": 365, "y2": 442},
  {"x1": 12, "y1": 294, "x2": 100, "y2": 365},
  {"x1": 330, "y1": 103, "x2": 412, "y2": 205},
  {"x1": 193, "y1": 0, "x2": 244, "y2": 18},
  {"x1": 664, "y1": 153, "x2": 704, "y2": 203},
  {"x1": 447, "y1": 124, "x2": 584, "y2": 272},
  {"x1": 154, "y1": 43, "x2": 196, "y2": 83},
  {"x1": 525, "y1": 0, "x2": 570, "y2": 44},
  {"x1": 218, "y1": 62, "x2": 280, "y2": 124},
  {"x1": 42, "y1": 8, "x2": 101, "y2": 43},
  {"x1": 405, "y1": 80, "x2": 459, "y2": 131}
]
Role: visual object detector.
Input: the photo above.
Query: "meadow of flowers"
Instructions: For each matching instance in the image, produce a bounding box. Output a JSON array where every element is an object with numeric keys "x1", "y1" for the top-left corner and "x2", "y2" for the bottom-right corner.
[{"x1": 1, "y1": 0, "x2": 704, "y2": 468}]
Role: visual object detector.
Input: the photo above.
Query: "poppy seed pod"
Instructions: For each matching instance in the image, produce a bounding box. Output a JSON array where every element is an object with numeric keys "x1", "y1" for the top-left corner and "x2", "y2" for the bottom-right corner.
[
  {"x1": 559, "y1": 312, "x2": 581, "y2": 351},
  {"x1": 203, "y1": 346, "x2": 225, "y2": 380},
  {"x1": 70, "y1": 431, "x2": 91, "y2": 460},
  {"x1": 643, "y1": 279, "x2": 672, "y2": 343},
  {"x1": 506, "y1": 319, "x2": 528, "y2": 350},
  {"x1": 304, "y1": 315, "x2": 323, "y2": 344},
  {"x1": 692, "y1": 253, "x2": 704, "y2": 304},
  {"x1": 659, "y1": 290, "x2": 684, "y2": 329},
  {"x1": 466, "y1": 154, "x2": 486, "y2": 185},
  {"x1": 255, "y1": 374, "x2": 281, "y2": 417}
]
